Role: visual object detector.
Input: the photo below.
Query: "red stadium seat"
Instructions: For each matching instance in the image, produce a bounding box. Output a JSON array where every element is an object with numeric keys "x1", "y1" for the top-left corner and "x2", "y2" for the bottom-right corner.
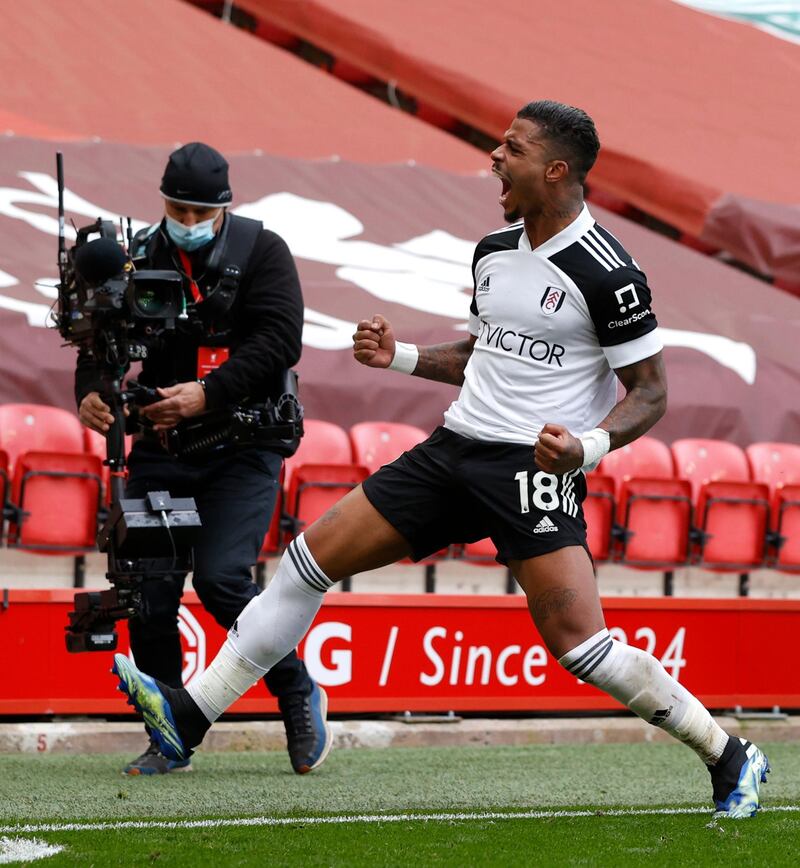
[
  {"x1": 746, "y1": 442, "x2": 800, "y2": 571},
  {"x1": 349, "y1": 421, "x2": 428, "y2": 474},
  {"x1": 284, "y1": 463, "x2": 370, "y2": 540},
  {"x1": 598, "y1": 438, "x2": 691, "y2": 576},
  {"x1": 461, "y1": 536, "x2": 498, "y2": 564},
  {"x1": 260, "y1": 464, "x2": 286, "y2": 560},
  {"x1": 671, "y1": 438, "x2": 751, "y2": 500},
  {"x1": 256, "y1": 421, "x2": 364, "y2": 587},
  {"x1": 7, "y1": 451, "x2": 103, "y2": 553},
  {"x1": 350, "y1": 422, "x2": 452, "y2": 582},
  {"x1": 259, "y1": 422, "x2": 350, "y2": 548},
  {"x1": 0, "y1": 405, "x2": 99, "y2": 582},
  {"x1": 598, "y1": 436, "x2": 673, "y2": 490},
  {"x1": 0, "y1": 448, "x2": 9, "y2": 538},
  {"x1": 284, "y1": 420, "x2": 352, "y2": 490},
  {"x1": 671, "y1": 439, "x2": 769, "y2": 576},
  {"x1": 746, "y1": 441, "x2": 800, "y2": 493},
  {"x1": 772, "y1": 484, "x2": 800, "y2": 572},
  {"x1": 280, "y1": 419, "x2": 360, "y2": 547},
  {"x1": 616, "y1": 477, "x2": 692, "y2": 567},
  {"x1": 0, "y1": 403, "x2": 85, "y2": 468},
  {"x1": 584, "y1": 472, "x2": 615, "y2": 563}
]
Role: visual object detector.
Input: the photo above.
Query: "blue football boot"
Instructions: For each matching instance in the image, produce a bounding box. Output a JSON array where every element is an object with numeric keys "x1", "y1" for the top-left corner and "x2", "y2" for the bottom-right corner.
[
  {"x1": 112, "y1": 654, "x2": 191, "y2": 762},
  {"x1": 279, "y1": 681, "x2": 333, "y2": 774},
  {"x1": 710, "y1": 736, "x2": 770, "y2": 819}
]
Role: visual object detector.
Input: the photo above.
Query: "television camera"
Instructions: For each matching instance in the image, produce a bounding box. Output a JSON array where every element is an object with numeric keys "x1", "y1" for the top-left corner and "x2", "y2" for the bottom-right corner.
[{"x1": 53, "y1": 152, "x2": 202, "y2": 653}]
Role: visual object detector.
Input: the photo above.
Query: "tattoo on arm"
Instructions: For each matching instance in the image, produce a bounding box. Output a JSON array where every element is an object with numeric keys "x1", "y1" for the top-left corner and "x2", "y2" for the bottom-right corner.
[
  {"x1": 602, "y1": 352, "x2": 667, "y2": 450},
  {"x1": 413, "y1": 338, "x2": 475, "y2": 386},
  {"x1": 530, "y1": 588, "x2": 578, "y2": 623}
]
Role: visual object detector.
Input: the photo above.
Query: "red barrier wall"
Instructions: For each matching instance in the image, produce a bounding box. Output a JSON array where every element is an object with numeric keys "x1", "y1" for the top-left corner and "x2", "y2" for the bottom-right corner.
[{"x1": 1, "y1": 591, "x2": 797, "y2": 714}]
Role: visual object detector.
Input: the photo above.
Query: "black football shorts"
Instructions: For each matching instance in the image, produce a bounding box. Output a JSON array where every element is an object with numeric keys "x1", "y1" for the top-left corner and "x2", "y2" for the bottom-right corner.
[{"x1": 362, "y1": 426, "x2": 588, "y2": 564}]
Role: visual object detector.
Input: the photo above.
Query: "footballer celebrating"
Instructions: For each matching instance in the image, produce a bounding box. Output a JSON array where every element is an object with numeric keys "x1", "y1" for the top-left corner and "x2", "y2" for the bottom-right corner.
[{"x1": 113, "y1": 100, "x2": 769, "y2": 818}]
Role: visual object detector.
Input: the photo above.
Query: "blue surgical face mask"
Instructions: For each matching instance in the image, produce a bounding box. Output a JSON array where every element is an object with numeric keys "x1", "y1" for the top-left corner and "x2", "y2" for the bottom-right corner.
[{"x1": 165, "y1": 213, "x2": 219, "y2": 251}]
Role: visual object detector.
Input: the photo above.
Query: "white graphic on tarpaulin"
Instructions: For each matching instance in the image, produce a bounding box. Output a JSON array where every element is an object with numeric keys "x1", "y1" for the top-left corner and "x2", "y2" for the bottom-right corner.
[
  {"x1": 0, "y1": 174, "x2": 759, "y2": 382},
  {"x1": 672, "y1": 1, "x2": 800, "y2": 45},
  {"x1": 0, "y1": 171, "x2": 146, "y2": 239}
]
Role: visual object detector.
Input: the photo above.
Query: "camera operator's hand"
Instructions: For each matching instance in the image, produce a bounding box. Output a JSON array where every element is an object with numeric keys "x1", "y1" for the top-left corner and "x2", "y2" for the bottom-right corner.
[
  {"x1": 353, "y1": 314, "x2": 396, "y2": 368},
  {"x1": 141, "y1": 381, "x2": 207, "y2": 431},
  {"x1": 79, "y1": 392, "x2": 116, "y2": 434}
]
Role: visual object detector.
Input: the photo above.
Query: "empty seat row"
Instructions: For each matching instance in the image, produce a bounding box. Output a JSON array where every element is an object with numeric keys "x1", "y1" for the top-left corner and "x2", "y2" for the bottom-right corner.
[
  {"x1": 0, "y1": 403, "x2": 797, "y2": 593},
  {"x1": 585, "y1": 437, "x2": 800, "y2": 577},
  {"x1": 264, "y1": 425, "x2": 800, "y2": 588}
]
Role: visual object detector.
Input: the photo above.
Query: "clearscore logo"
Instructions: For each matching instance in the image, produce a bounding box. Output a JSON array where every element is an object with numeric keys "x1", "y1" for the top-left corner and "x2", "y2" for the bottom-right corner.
[{"x1": 608, "y1": 308, "x2": 651, "y2": 329}]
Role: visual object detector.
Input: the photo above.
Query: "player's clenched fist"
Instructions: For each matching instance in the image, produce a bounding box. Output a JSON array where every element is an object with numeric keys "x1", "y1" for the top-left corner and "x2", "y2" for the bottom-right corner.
[
  {"x1": 534, "y1": 422, "x2": 584, "y2": 474},
  {"x1": 353, "y1": 314, "x2": 396, "y2": 368}
]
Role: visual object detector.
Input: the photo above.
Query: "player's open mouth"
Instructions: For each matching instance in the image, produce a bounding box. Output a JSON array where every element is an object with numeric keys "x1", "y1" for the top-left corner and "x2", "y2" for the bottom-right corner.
[{"x1": 498, "y1": 176, "x2": 511, "y2": 207}]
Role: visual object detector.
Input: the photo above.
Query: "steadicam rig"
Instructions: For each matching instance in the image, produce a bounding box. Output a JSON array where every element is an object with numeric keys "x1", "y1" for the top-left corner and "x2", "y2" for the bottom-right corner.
[{"x1": 54, "y1": 151, "x2": 202, "y2": 653}]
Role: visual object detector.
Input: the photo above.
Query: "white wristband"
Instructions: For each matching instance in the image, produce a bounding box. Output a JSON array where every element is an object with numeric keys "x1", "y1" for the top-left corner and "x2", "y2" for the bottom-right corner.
[
  {"x1": 579, "y1": 428, "x2": 611, "y2": 472},
  {"x1": 388, "y1": 341, "x2": 419, "y2": 374}
]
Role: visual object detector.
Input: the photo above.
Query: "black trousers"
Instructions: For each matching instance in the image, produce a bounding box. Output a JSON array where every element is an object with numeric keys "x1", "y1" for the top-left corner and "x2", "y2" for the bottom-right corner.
[{"x1": 125, "y1": 440, "x2": 310, "y2": 699}]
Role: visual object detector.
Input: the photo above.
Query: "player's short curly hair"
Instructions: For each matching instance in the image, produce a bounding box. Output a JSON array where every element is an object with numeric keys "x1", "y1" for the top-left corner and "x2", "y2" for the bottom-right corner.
[{"x1": 516, "y1": 100, "x2": 600, "y2": 184}]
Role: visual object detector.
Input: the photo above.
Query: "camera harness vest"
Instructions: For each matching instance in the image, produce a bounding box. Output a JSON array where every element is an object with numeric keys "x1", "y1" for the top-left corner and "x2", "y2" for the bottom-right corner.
[{"x1": 130, "y1": 214, "x2": 304, "y2": 459}]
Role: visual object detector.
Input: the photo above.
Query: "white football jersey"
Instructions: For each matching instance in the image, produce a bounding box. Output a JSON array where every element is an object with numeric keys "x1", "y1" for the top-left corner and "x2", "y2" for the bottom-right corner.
[{"x1": 443, "y1": 206, "x2": 662, "y2": 444}]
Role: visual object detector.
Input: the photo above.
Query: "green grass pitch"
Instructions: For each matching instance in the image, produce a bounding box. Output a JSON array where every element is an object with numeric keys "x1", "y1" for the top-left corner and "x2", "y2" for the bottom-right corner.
[{"x1": 1, "y1": 741, "x2": 798, "y2": 865}]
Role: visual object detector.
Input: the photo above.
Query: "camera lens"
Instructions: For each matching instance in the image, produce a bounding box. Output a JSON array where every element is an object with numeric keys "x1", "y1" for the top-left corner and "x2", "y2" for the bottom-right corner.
[{"x1": 134, "y1": 285, "x2": 168, "y2": 316}]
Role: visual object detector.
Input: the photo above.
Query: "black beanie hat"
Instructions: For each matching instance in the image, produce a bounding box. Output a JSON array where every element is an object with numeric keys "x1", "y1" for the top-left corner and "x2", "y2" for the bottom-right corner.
[{"x1": 160, "y1": 142, "x2": 233, "y2": 207}]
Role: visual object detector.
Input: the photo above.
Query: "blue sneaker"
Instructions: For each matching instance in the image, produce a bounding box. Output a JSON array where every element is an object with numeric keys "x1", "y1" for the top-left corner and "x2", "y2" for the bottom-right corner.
[
  {"x1": 278, "y1": 681, "x2": 333, "y2": 774},
  {"x1": 123, "y1": 738, "x2": 192, "y2": 776},
  {"x1": 112, "y1": 654, "x2": 188, "y2": 762},
  {"x1": 710, "y1": 737, "x2": 770, "y2": 819}
]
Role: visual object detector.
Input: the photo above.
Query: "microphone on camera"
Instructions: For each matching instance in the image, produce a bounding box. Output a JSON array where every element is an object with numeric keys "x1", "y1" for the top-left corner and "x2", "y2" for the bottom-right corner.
[{"x1": 74, "y1": 238, "x2": 128, "y2": 284}]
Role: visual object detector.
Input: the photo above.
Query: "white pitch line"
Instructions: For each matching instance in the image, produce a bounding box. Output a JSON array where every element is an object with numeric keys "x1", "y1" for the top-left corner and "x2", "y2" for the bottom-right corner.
[
  {"x1": 1, "y1": 805, "x2": 799, "y2": 835},
  {"x1": 0, "y1": 836, "x2": 63, "y2": 863}
]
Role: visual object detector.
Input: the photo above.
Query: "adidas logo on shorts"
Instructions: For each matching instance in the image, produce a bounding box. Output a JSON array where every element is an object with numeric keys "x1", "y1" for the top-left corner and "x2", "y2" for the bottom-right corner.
[{"x1": 533, "y1": 516, "x2": 559, "y2": 533}]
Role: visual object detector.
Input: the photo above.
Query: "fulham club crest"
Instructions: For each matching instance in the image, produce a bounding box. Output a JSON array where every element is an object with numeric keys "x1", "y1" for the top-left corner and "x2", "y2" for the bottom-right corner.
[{"x1": 540, "y1": 286, "x2": 566, "y2": 315}]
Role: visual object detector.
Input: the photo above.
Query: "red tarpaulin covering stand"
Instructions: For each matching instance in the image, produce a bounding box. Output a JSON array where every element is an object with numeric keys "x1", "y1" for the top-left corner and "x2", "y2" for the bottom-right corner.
[{"x1": 237, "y1": 0, "x2": 800, "y2": 283}]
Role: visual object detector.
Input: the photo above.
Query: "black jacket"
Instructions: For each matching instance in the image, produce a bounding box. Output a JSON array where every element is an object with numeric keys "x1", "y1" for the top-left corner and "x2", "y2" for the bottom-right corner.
[{"x1": 75, "y1": 214, "x2": 304, "y2": 411}]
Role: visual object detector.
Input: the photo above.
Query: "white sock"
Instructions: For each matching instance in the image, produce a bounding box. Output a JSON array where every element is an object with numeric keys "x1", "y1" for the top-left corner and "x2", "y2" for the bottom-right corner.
[
  {"x1": 559, "y1": 629, "x2": 728, "y2": 765},
  {"x1": 187, "y1": 534, "x2": 332, "y2": 722}
]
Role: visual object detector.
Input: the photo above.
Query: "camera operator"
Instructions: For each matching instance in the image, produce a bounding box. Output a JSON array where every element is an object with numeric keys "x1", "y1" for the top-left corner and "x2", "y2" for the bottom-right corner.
[{"x1": 75, "y1": 143, "x2": 330, "y2": 776}]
